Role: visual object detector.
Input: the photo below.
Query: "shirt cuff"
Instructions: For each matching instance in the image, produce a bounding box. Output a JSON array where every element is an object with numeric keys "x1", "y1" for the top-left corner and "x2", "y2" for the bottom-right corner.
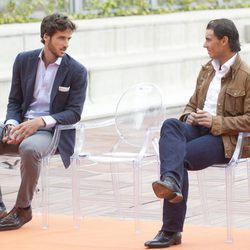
[
  {"x1": 5, "y1": 119, "x2": 19, "y2": 126},
  {"x1": 42, "y1": 116, "x2": 57, "y2": 128}
]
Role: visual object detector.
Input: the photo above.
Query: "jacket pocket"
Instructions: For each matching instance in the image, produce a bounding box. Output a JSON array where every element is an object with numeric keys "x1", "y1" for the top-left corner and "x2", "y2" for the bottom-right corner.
[{"x1": 224, "y1": 88, "x2": 245, "y2": 115}]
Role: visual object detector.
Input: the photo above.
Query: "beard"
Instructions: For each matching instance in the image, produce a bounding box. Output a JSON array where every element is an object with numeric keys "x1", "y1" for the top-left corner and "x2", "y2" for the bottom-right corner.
[{"x1": 47, "y1": 41, "x2": 66, "y2": 58}]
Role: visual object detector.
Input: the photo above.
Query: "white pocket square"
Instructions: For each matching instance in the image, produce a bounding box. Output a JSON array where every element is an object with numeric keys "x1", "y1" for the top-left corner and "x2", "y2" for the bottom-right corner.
[{"x1": 58, "y1": 86, "x2": 70, "y2": 92}]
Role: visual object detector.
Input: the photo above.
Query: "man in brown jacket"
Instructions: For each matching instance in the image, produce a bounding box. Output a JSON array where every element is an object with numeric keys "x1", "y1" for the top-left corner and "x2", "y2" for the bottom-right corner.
[{"x1": 145, "y1": 18, "x2": 250, "y2": 248}]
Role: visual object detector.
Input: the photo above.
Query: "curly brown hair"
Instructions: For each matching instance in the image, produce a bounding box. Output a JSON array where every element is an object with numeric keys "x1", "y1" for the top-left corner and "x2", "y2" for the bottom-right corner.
[{"x1": 40, "y1": 13, "x2": 76, "y2": 44}]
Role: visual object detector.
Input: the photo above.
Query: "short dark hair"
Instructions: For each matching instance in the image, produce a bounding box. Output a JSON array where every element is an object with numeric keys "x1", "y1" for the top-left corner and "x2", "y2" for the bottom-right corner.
[
  {"x1": 40, "y1": 13, "x2": 76, "y2": 44},
  {"x1": 206, "y1": 18, "x2": 241, "y2": 52}
]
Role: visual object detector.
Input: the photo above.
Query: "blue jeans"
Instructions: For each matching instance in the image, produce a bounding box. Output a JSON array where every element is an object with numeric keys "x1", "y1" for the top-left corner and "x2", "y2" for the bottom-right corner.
[{"x1": 159, "y1": 118, "x2": 230, "y2": 232}]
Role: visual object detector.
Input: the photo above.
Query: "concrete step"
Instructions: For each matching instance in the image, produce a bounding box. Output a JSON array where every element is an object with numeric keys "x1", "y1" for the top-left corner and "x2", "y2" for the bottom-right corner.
[
  {"x1": 0, "y1": 46, "x2": 205, "y2": 120},
  {"x1": 2, "y1": 43, "x2": 250, "y2": 120},
  {"x1": 1, "y1": 8, "x2": 250, "y2": 67},
  {"x1": 76, "y1": 43, "x2": 250, "y2": 119}
]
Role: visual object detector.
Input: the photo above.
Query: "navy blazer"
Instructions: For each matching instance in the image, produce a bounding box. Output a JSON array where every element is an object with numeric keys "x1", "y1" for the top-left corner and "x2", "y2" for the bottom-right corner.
[{"x1": 6, "y1": 49, "x2": 88, "y2": 168}]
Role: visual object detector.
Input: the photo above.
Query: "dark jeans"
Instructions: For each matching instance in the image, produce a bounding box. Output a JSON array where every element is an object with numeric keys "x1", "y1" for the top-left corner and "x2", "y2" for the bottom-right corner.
[{"x1": 159, "y1": 118, "x2": 230, "y2": 232}]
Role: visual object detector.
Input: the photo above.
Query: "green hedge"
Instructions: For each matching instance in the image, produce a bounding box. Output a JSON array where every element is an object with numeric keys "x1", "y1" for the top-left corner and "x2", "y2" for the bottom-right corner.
[
  {"x1": 0, "y1": 0, "x2": 67, "y2": 24},
  {"x1": 0, "y1": 0, "x2": 250, "y2": 24}
]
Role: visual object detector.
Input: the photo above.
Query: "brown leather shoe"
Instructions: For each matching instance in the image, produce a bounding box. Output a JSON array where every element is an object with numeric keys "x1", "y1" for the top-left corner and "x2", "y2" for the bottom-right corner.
[
  {"x1": 0, "y1": 202, "x2": 7, "y2": 218},
  {"x1": 152, "y1": 176, "x2": 183, "y2": 203},
  {"x1": 144, "y1": 230, "x2": 182, "y2": 248},
  {"x1": 0, "y1": 206, "x2": 32, "y2": 231}
]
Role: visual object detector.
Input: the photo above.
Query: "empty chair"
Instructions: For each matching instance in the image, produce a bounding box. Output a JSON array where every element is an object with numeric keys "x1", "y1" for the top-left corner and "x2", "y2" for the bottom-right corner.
[{"x1": 71, "y1": 82, "x2": 165, "y2": 232}]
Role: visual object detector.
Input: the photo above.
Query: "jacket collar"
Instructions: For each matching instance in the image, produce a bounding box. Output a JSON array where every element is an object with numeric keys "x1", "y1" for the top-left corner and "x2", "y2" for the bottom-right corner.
[
  {"x1": 230, "y1": 54, "x2": 242, "y2": 79},
  {"x1": 202, "y1": 54, "x2": 242, "y2": 80}
]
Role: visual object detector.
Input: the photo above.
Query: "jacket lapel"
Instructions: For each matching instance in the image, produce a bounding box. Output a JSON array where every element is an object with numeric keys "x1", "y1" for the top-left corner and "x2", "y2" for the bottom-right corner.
[
  {"x1": 24, "y1": 52, "x2": 40, "y2": 111},
  {"x1": 50, "y1": 56, "x2": 69, "y2": 106}
]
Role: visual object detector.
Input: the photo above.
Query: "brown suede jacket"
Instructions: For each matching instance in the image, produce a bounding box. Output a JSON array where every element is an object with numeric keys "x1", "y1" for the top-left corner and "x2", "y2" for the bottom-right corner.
[{"x1": 180, "y1": 54, "x2": 250, "y2": 158}]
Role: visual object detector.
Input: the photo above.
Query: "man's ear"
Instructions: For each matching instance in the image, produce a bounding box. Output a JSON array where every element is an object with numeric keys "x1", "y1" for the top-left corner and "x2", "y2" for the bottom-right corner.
[
  {"x1": 43, "y1": 33, "x2": 50, "y2": 42},
  {"x1": 221, "y1": 36, "x2": 229, "y2": 47}
]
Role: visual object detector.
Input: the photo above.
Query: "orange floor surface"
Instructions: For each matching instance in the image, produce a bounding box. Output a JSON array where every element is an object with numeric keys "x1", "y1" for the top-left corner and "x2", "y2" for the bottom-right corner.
[{"x1": 0, "y1": 215, "x2": 249, "y2": 250}]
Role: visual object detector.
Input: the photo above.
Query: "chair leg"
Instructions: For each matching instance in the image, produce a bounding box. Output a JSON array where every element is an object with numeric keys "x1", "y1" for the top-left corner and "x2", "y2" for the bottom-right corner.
[
  {"x1": 225, "y1": 165, "x2": 233, "y2": 243},
  {"x1": 110, "y1": 162, "x2": 123, "y2": 218},
  {"x1": 155, "y1": 158, "x2": 164, "y2": 211},
  {"x1": 247, "y1": 159, "x2": 250, "y2": 199},
  {"x1": 41, "y1": 157, "x2": 49, "y2": 229},
  {"x1": 196, "y1": 170, "x2": 210, "y2": 225},
  {"x1": 71, "y1": 157, "x2": 81, "y2": 229},
  {"x1": 133, "y1": 160, "x2": 142, "y2": 234},
  {"x1": 33, "y1": 186, "x2": 41, "y2": 215}
]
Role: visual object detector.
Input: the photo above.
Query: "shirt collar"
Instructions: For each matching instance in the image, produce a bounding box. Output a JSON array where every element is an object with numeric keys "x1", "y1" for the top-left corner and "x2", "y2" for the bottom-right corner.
[
  {"x1": 38, "y1": 50, "x2": 62, "y2": 66},
  {"x1": 211, "y1": 53, "x2": 237, "y2": 73}
]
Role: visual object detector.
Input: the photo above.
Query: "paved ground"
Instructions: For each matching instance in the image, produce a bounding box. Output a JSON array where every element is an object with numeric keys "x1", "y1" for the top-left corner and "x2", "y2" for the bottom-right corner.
[{"x1": 0, "y1": 108, "x2": 250, "y2": 231}]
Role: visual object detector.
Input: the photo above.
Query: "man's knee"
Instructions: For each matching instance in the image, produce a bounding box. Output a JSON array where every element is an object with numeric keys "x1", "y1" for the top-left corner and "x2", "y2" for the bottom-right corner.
[
  {"x1": 161, "y1": 118, "x2": 182, "y2": 132},
  {"x1": 18, "y1": 144, "x2": 42, "y2": 176},
  {"x1": 19, "y1": 143, "x2": 41, "y2": 160},
  {"x1": 162, "y1": 117, "x2": 180, "y2": 126}
]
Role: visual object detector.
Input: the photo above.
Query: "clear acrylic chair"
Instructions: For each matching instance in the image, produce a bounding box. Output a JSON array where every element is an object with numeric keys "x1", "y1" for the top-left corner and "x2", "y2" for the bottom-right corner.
[
  {"x1": 197, "y1": 132, "x2": 250, "y2": 243},
  {"x1": 71, "y1": 82, "x2": 165, "y2": 233},
  {"x1": 40, "y1": 123, "x2": 81, "y2": 229},
  {"x1": 0, "y1": 123, "x2": 80, "y2": 229}
]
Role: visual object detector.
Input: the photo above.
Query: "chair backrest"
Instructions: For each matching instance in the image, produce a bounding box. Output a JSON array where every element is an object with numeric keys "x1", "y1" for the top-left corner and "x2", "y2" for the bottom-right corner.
[{"x1": 115, "y1": 83, "x2": 164, "y2": 147}]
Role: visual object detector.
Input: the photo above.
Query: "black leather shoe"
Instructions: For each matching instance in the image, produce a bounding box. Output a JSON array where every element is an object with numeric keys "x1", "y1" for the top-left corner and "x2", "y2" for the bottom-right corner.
[
  {"x1": 152, "y1": 176, "x2": 183, "y2": 203},
  {"x1": 0, "y1": 206, "x2": 32, "y2": 231},
  {"x1": 145, "y1": 230, "x2": 182, "y2": 248},
  {"x1": 0, "y1": 202, "x2": 7, "y2": 218}
]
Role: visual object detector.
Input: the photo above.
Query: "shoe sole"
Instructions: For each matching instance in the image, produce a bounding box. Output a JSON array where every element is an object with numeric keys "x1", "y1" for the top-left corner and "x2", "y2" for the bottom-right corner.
[
  {"x1": 145, "y1": 238, "x2": 182, "y2": 248},
  {"x1": 152, "y1": 181, "x2": 183, "y2": 203}
]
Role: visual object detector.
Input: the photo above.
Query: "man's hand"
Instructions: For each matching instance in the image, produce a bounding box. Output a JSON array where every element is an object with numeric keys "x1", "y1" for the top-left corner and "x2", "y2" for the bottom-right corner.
[
  {"x1": 186, "y1": 112, "x2": 199, "y2": 126},
  {"x1": 4, "y1": 117, "x2": 46, "y2": 145},
  {"x1": 195, "y1": 108, "x2": 213, "y2": 128},
  {"x1": 186, "y1": 109, "x2": 213, "y2": 128},
  {"x1": 2, "y1": 124, "x2": 15, "y2": 143}
]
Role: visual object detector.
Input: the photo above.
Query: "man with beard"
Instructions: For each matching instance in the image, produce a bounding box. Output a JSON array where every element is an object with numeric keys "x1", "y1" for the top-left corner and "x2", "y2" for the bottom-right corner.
[
  {"x1": 145, "y1": 18, "x2": 250, "y2": 248},
  {"x1": 0, "y1": 13, "x2": 87, "y2": 231}
]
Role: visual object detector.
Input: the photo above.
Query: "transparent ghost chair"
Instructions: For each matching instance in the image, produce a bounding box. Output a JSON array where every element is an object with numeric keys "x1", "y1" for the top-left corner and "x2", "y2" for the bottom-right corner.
[
  {"x1": 197, "y1": 132, "x2": 250, "y2": 243},
  {"x1": 71, "y1": 83, "x2": 165, "y2": 233},
  {"x1": 40, "y1": 123, "x2": 81, "y2": 229}
]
